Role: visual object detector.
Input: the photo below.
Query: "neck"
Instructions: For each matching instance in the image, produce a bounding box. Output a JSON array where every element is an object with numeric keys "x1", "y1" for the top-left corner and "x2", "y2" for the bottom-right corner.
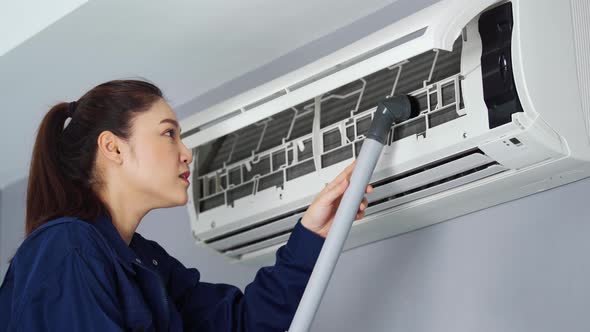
[{"x1": 98, "y1": 185, "x2": 150, "y2": 245}]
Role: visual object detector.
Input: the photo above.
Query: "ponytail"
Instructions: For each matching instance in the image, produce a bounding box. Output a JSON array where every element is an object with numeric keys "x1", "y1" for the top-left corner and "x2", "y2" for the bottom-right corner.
[{"x1": 25, "y1": 80, "x2": 163, "y2": 236}]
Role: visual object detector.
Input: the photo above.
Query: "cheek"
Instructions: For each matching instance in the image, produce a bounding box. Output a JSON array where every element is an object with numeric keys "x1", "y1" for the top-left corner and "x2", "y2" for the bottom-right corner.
[
  {"x1": 131, "y1": 145, "x2": 174, "y2": 179},
  {"x1": 129, "y1": 149, "x2": 188, "y2": 206}
]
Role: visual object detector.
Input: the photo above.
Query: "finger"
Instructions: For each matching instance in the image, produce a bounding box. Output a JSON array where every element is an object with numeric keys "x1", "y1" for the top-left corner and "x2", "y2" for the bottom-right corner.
[
  {"x1": 325, "y1": 164, "x2": 353, "y2": 192},
  {"x1": 325, "y1": 160, "x2": 357, "y2": 191},
  {"x1": 359, "y1": 197, "x2": 368, "y2": 211},
  {"x1": 320, "y1": 175, "x2": 346, "y2": 195},
  {"x1": 365, "y1": 184, "x2": 373, "y2": 194},
  {"x1": 355, "y1": 210, "x2": 365, "y2": 220},
  {"x1": 320, "y1": 177, "x2": 348, "y2": 205},
  {"x1": 319, "y1": 181, "x2": 332, "y2": 195},
  {"x1": 343, "y1": 160, "x2": 358, "y2": 183}
]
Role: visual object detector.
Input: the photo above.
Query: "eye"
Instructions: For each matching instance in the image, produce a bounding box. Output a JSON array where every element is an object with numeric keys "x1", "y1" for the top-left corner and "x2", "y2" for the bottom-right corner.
[{"x1": 165, "y1": 129, "x2": 176, "y2": 138}]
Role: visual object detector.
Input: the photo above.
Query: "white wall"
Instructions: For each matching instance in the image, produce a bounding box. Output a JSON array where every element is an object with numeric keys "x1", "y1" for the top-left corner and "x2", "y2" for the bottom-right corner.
[
  {"x1": 137, "y1": 206, "x2": 258, "y2": 288},
  {"x1": 310, "y1": 177, "x2": 590, "y2": 332},
  {"x1": 0, "y1": 178, "x2": 26, "y2": 279}
]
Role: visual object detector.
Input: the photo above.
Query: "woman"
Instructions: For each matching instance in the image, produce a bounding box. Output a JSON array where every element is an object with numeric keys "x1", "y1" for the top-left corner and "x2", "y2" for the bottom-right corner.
[{"x1": 0, "y1": 80, "x2": 371, "y2": 331}]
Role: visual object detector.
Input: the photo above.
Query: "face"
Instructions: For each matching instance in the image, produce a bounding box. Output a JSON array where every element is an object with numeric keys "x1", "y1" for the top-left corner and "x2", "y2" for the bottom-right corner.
[{"x1": 119, "y1": 98, "x2": 193, "y2": 209}]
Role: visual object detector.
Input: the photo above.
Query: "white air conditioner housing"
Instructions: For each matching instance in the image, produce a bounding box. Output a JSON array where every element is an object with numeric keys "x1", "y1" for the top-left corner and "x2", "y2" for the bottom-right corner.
[{"x1": 180, "y1": 0, "x2": 590, "y2": 266}]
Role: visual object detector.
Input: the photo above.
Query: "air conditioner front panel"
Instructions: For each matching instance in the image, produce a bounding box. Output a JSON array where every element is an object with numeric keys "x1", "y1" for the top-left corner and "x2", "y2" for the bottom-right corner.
[{"x1": 188, "y1": 0, "x2": 566, "y2": 250}]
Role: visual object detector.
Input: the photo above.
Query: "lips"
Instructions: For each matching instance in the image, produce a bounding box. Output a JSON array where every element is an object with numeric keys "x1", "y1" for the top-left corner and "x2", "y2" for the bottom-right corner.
[{"x1": 179, "y1": 171, "x2": 190, "y2": 184}]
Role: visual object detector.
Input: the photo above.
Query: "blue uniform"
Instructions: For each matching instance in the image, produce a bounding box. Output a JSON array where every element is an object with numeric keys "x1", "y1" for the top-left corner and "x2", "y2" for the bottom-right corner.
[{"x1": 0, "y1": 214, "x2": 324, "y2": 331}]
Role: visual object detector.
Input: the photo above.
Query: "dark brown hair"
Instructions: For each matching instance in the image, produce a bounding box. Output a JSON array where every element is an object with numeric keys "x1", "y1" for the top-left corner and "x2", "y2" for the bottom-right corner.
[{"x1": 25, "y1": 79, "x2": 163, "y2": 236}]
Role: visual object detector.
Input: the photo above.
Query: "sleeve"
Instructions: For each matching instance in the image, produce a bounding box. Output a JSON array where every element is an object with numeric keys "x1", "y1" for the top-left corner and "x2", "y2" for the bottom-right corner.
[
  {"x1": 165, "y1": 219, "x2": 325, "y2": 332},
  {"x1": 13, "y1": 249, "x2": 126, "y2": 332}
]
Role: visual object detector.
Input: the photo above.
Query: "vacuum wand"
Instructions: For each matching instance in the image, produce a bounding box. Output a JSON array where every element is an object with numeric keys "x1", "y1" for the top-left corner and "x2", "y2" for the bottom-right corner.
[{"x1": 288, "y1": 95, "x2": 417, "y2": 332}]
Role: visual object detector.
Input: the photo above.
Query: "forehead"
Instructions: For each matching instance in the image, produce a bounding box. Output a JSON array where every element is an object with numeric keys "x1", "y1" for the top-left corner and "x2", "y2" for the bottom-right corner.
[{"x1": 132, "y1": 99, "x2": 177, "y2": 130}]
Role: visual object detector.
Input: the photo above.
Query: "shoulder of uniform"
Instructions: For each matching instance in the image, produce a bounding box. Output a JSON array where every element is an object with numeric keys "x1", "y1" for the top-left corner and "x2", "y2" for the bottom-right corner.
[{"x1": 14, "y1": 217, "x2": 113, "y2": 265}]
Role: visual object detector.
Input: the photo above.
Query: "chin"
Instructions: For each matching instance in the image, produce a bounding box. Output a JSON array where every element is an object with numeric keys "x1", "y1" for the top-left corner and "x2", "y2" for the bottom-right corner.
[
  {"x1": 178, "y1": 195, "x2": 189, "y2": 206},
  {"x1": 154, "y1": 183, "x2": 189, "y2": 207},
  {"x1": 175, "y1": 192, "x2": 189, "y2": 206},
  {"x1": 160, "y1": 199, "x2": 187, "y2": 209}
]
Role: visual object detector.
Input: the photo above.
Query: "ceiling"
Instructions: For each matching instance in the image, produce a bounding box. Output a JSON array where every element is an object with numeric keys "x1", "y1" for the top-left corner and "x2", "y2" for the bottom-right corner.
[{"x1": 0, "y1": 0, "x2": 439, "y2": 189}]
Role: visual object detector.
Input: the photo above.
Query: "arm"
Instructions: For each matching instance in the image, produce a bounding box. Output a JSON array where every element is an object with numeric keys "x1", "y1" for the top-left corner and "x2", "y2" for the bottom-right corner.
[
  {"x1": 169, "y1": 220, "x2": 324, "y2": 332},
  {"x1": 165, "y1": 161, "x2": 370, "y2": 331}
]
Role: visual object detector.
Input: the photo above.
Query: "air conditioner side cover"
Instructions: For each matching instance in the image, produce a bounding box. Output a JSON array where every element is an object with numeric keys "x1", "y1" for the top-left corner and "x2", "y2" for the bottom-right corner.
[{"x1": 511, "y1": 0, "x2": 590, "y2": 160}]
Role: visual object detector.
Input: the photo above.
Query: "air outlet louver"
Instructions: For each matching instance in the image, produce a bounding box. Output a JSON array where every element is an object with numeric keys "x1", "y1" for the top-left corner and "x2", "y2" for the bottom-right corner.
[{"x1": 201, "y1": 149, "x2": 506, "y2": 259}]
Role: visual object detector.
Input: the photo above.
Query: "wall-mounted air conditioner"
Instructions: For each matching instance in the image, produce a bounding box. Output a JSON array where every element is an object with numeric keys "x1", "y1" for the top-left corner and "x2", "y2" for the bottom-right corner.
[{"x1": 180, "y1": 0, "x2": 590, "y2": 265}]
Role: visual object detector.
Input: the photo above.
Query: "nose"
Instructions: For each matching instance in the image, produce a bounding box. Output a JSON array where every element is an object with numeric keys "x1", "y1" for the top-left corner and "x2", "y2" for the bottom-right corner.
[{"x1": 180, "y1": 142, "x2": 193, "y2": 165}]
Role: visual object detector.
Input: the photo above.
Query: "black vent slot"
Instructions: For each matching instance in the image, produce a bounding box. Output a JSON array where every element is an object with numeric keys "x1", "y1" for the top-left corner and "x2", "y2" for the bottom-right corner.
[
  {"x1": 371, "y1": 149, "x2": 484, "y2": 189},
  {"x1": 200, "y1": 193, "x2": 225, "y2": 213},
  {"x1": 230, "y1": 125, "x2": 262, "y2": 162},
  {"x1": 289, "y1": 107, "x2": 315, "y2": 140},
  {"x1": 229, "y1": 167, "x2": 241, "y2": 186},
  {"x1": 207, "y1": 177, "x2": 217, "y2": 196},
  {"x1": 356, "y1": 115, "x2": 372, "y2": 137},
  {"x1": 320, "y1": 80, "x2": 364, "y2": 128},
  {"x1": 272, "y1": 150, "x2": 287, "y2": 171},
  {"x1": 415, "y1": 92, "x2": 429, "y2": 111},
  {"x1": 369, "y1": 163, "x2": 496, "y2": 208},
  {"x1": 258, "y1": 110, "x2": 295, "y2": 152},
  {"x1": 323, "y1": 128, "x2": 342, "y2": 152},
  {"x1": 479, "y1": 2, "x2": 524, "y2": 129},
  {"x1": 441, "y1": 82, "x2": 456, "y2": 106},
  {"x1": 204, "y1": 206, "x2": 308, "y2": 244},
  {"x1": 222, "y1": 230, "x2": 295, "y2": 253},
  {"x1": 392, "y1": 117, "x2": 427, "y2": 142},
  {"x1": 286, "y1": 159, "x2": 316, "y2": 181},
  {"x1": 346, "y1": 126, "x2": 355, "y2": 142},
  {"x1": 258, "y1": 172, "x2": 284, "y2": 192},
  {"x1": 395, "y1": 52, "x2": 437, "y2": 95},
  {"x1": 429, "y1": 105, "x2": 461, "y2": 128},
  {"x1": 321, "y1": 145, "x2": 354, "y2": 169},
  {"x1": 430, "y1": 38, "x2": 463, "y2": 83},
  {"x1": 206, "y1": 136, "x2": 235, "y2": 174},
  {"x1": 244, "y1": 156, "x2": 270, "y2": 182},
  {"x1": 228, "y1": 182, "x2": 254, "y2": 206},
  {"x1": 356, "y1": 67, "x2": 399, "y2": 115},
  {"x1": 298, "y1": 139, "x2": 314, "y2": 161}
]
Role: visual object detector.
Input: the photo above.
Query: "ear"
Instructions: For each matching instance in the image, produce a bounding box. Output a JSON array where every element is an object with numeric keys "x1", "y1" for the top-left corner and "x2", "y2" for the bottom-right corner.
[{"x1": 97, "y1": 130, "x2": 125, "y2": 165}]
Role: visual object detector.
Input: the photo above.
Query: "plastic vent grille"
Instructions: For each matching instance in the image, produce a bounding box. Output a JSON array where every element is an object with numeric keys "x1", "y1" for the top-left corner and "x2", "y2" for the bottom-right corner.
[{"x1": 195, "y1": 37, "x2": 466, "y2": 214}]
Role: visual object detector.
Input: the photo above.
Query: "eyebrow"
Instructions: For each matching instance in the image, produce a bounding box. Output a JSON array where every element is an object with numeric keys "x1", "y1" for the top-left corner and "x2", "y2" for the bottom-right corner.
[{"x1": 160, "y1": 118, "x2": 182, "y2": 134}]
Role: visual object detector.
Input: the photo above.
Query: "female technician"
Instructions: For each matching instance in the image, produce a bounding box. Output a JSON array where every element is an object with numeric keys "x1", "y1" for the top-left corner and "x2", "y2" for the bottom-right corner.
[{"x1": 0, "y1": 80, "x2": 371, "y2": 331}]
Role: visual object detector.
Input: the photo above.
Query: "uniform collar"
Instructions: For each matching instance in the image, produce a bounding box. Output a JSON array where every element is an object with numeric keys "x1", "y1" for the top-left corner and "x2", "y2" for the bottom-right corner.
[{"x1": 92, "y1": 213, "x2": 140, "y2": 273}]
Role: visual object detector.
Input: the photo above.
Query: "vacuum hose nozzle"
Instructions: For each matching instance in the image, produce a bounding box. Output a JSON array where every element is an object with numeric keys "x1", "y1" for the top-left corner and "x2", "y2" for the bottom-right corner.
[{"x1": 365, "y1": 95, "x2": 419, "y2": 144}]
